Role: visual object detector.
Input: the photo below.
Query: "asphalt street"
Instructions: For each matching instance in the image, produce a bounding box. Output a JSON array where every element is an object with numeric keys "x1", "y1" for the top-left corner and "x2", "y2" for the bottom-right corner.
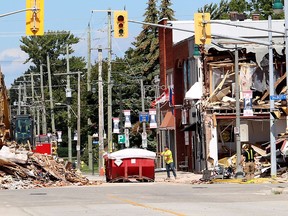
[{"x1": 0, "y1": 176, "x2": 288, "y2": 216}]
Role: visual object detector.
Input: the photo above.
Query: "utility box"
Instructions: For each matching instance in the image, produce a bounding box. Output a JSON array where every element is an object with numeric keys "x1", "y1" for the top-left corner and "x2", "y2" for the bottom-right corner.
[
  {"x1": 34, "y1": 143, "x2": 52, "y2": 155},
  {"x1": 104, "y1": 148, "x2": 156, "y2": 183},
  {"x1": 33, "y1": 134, "x2": 52, "y2": 155},
  {"x1": 240, "y1": 122, "x2": 249, "y2": 142}
]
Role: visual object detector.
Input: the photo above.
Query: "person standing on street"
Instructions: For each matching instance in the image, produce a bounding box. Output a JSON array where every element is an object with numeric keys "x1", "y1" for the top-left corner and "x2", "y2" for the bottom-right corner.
[
  {"x1": 239, "y1": 144, "x2": 257, "y2": 181},
  {"x1": 160, "y1": 145, "x2": 177, "y2": 180}
]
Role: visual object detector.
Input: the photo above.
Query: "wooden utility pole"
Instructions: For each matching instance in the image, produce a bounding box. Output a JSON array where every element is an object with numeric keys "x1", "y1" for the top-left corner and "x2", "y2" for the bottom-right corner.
[
  {"x1": 40, "y1": 64, "x2": 47, "y2": 134},
  {"x1": 87, "y1": 23, "x2": 93, "y2": 170},
  {"x1": 66, "y1": 45, "x2": 72, "y2": 162},
  {"x1": 47, "y1": 54, "x2": 55, "y2": 133},
  {"x1": 107, "y1": 11, "x2": 113, "y2": 153},
  {"x1": 98, "y1": 47, "x2": 104, "y2": 174}
]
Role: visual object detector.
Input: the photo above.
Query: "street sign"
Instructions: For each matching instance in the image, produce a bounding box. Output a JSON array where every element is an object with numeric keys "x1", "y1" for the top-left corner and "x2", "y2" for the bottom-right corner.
[
  {"x1": 270, "y1": 94, "x2": 287, "y2": 100},
  {"x1": 139, "y1": 112, "x2": 149, "y2": 122},
  {"x1": 118, "y1": 134, "x2": 125, "y2": 144},
  {"x1": 92, "y1": 140, "x2": 99, "y2": 144}
]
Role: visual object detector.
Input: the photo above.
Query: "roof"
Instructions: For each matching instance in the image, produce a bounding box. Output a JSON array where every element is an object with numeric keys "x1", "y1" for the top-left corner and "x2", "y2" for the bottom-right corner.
[
  {"x1": 159, "y1": 111, "x2": 175, "y2": 130},
  {"x1": 169, "y1": 19, "x2": 285, "y2": 44},
  {"x1": 185, "y1": 81, "x2": 202, "y2": 100},
  {"x1": 168, "y1": 19, "x2": 285, "y2": 66},
  {"x1": 107, "y1": 148, "x2": 156, "y2": 160}
]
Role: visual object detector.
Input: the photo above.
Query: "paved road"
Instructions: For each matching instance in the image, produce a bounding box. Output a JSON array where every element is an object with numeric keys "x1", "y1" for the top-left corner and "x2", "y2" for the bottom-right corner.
[{"x1": 0, "y1": 181, "x2": 288, "y2": 216}]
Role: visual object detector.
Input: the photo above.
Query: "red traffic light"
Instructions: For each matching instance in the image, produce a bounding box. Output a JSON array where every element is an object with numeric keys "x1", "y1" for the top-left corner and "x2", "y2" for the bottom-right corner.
[
  {"x1": 117, "y1": 15, "x2": 124, "y2": 22},
  {"x1": 114, "y1": 11, "x2": 128, "y2": 38}
]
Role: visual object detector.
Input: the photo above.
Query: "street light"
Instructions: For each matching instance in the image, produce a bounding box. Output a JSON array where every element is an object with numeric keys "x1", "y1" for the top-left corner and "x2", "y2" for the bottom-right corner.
[
  {"x1": 55, "y1": 103, "x2": 78, "y2": 118},
  {"x1": 55, "y1": 102, "x2": 80, "y2": 169},
  {"x1": 54, "y1": 71, "x2": 82, "y2": 170}
]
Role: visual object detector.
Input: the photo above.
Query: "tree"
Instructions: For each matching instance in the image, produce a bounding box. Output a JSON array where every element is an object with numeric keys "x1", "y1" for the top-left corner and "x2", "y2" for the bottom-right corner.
[
  {"x1": 199, "y1": 0, "x2": 283, "y2": 20},
  {"x1": 14, "y1": 31, "x2": 88, "y2": 157},
  {"x1": 159, "y1": 0, "x2": 176, "y2": 21},
  {"x1": 130, "y1": 0, "x2": 159, "y2": 80},
  {"x1": 198, "y1": 0, "x2": 230, "y2": 20}
]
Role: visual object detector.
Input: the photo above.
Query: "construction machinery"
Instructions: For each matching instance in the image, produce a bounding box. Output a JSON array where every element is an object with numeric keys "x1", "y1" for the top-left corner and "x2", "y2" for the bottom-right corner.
[
  {"x1": 0, "y1": 70, "x2": 34, "y2": 147},
  {"x1": 0, "y1": 71, "x2": 11, "y2": 145}
]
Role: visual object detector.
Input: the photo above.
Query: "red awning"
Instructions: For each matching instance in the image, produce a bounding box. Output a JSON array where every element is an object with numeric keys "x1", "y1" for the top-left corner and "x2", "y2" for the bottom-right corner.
[{"x1": 159, "y1": 111, "x2": 175, "y2": 130}]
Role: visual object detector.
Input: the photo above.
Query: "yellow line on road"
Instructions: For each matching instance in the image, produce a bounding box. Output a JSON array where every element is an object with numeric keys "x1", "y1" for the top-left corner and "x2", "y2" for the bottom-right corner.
[{"x1": 109, "y1": 195, "x2": 187, "y2": 216}]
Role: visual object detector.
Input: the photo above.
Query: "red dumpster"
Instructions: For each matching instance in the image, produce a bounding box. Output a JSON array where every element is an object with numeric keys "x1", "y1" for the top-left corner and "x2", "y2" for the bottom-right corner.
[{"x1": 104, "y1": 148, "x2": 156, "y2": 182}]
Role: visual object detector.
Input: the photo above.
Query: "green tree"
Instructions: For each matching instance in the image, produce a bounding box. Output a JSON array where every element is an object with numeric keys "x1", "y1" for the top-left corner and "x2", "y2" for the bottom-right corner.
[
  {"x1": 159, "y1": 0, "x2": 176, "y2": 21},
  {"x1": 130, "y1": 0, "x2": 159, "y2": 80},
  {"x1": 198, "y1": 0, "x2": 230, "y2": 19},
  {"x1": 12, "y1": 31, "x2": 88, "y2": 158},
  {"x1": 199, "y1": 0, "x2": 283, "y2": 20}
]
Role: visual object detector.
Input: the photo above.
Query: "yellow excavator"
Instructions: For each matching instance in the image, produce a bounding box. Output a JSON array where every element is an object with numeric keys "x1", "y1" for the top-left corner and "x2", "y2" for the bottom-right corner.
[{"x1": 0, "y1": 69, "x2": 11, "y2": 146}]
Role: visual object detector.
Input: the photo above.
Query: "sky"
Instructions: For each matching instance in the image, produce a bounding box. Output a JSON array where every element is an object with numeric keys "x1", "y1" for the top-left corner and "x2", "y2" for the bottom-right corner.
[{"x1": 0, "y1": 0, "x2": 220, "y2": 87}]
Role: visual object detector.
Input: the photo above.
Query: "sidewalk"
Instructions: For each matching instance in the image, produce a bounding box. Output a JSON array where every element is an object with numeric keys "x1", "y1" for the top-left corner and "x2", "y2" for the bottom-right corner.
[
  {"x1": 83, "y1": 171, "x2": 203, "y2": 183},
  {"x1": 83, "y1": 170, "x2": 288, "y2": 185}
]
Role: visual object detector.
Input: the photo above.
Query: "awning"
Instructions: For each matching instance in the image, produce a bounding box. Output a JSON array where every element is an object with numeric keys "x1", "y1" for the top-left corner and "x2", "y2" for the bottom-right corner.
[
  {"x1": 185, "y1": 82, "x2": 202, "y2": 100},
  {"x1": 181, "y1": 123, "x2": 197, "y2": 131},
  {"x1": 159, "y1": 111, "x2": 175, "y2": 130}
]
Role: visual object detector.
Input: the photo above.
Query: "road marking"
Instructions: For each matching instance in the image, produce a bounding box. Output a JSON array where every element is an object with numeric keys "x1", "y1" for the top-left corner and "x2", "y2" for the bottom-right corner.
[{"x1": 109, "y1": 195, "x2": 187, "y2": 216}]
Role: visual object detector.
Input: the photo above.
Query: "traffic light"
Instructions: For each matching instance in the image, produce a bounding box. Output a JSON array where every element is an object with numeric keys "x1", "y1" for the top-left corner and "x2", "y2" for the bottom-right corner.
[
  {"x1": 114, "y1": 10, "x2": 128, "y2": 38},
  {"x1": 26, "y1": 0, "x2": 44, "y2": 36},
  {"x1": 194, "y1": 13, "x2": 211, "y2": 45}
]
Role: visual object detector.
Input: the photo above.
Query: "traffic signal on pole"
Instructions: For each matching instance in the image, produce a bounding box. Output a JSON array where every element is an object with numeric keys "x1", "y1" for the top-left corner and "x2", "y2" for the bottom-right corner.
[
  {"x1": 114, "y1": 10, "x2": 128, "y2": 38},
  {"x1": 26, "y1": 0, "x2": 44, "y2": 36},
  {"x1": 194, "y1": 13, "x2": 211, "y2": 45}
]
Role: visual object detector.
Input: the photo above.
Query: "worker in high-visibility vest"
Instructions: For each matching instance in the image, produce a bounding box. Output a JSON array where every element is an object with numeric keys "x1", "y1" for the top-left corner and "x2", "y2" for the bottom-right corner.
[
  {"x1": 240, "y1": 144, "x2": 257, "y2": 181},
  {"x1": 160, "y1": 145, "x2": 177, "y2": 180}
]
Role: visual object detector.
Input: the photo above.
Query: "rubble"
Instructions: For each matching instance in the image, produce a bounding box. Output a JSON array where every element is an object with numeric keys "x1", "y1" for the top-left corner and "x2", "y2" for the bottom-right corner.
[{"x1": 0, "y1": 142, "x2": 100, "y2": 190}]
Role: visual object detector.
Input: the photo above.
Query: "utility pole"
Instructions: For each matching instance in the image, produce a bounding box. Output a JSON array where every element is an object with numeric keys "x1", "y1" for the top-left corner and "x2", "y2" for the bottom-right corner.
[
  {"x1": 87, "y1": 23, "x2": 92, "y2": 92},
  {"x1": 47, "y1": 54, "x2": 55, "y2": 133},
  {"x1": 140, "y1": 79, "x2": 147, "y2": 148},
  {"x1": 23, "y1": 78, "x2": 27, "y2": 115},
  {"x1": 30, "y1": 72, "x2": 37, "y2": 137},
  {"x1": 235, "y1": 45, "x2": 242, "y2": 175},
  {"x1": 119, "y1": 85, "x2": 123, "y2": 149},
  {"x1": 87, "y1": 23, "x2": 93, "y2": 170},
  {"x1": 154, "y1": 75, "x2": 161, "y2": 167},
  {"x1": 40, "y1": 63, "x2": 47, "y2": 134},
  {"x1": 107, "y1": 11, "x2": 113, "y2": 153},
  {"x1": 268, "y1": 16, "x2": 276, "y2": 177},
  {"x1": 17, "y1": 84, "x2": 21, "y2": 115},
  {"x1": 76, "y1": 71, "x2": 81, "y2": 170},
  {"x1": 66, "y1": 45, "x2": 72, "y2": 162},
  {"x1": 98, "y1": 47, "x2": 104, "y2": 174}
]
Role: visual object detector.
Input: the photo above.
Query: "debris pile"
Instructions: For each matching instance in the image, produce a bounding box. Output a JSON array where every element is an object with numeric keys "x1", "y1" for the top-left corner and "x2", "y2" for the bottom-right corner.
[{"x1": 0, "y1": 142, "x2": 98, "y2": 190}]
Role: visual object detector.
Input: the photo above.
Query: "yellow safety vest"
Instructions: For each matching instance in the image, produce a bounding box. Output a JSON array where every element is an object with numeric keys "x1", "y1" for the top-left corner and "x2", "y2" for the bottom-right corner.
[
  {"x1": 161, "y1": 149, "x2": 173, "y2": 164},
  {"x1": 245, "y1": 149, "x2": 254, "y2": 162}
]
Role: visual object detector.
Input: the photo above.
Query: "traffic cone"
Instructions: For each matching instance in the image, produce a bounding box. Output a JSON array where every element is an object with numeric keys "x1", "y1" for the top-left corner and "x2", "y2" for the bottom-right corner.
[{"x1": 99, "y1": 167, "x2": 105, "y2": 176}]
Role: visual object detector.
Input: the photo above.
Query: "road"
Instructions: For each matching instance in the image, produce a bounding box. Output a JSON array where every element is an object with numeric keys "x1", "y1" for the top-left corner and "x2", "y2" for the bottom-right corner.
[{"x1": 0, "y1": 181, "x2": 288, "y2": 216}]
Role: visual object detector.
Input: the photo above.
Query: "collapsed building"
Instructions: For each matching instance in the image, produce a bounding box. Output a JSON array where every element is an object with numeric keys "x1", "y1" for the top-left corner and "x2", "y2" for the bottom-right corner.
[{"x1": 157, "y1": 16, "x2": 288, "y2": 176}]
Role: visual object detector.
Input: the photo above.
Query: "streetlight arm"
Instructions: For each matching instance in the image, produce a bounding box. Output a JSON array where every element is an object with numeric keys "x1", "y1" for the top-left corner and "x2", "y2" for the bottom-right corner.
[{"x1": 55, "y1": 103, "x2": 78, "y2": 118}]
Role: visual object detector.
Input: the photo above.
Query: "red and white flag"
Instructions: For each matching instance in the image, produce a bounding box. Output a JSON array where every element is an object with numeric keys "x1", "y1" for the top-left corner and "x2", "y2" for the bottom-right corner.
[{"x1": 151, "y1": 89, "x2": 168, "y2": 107}]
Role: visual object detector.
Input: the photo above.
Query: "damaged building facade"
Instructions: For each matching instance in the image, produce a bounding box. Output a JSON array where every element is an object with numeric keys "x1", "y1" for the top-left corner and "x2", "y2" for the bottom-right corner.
[{"x1": 158, "y1": 17, "x2": 288, "y2": 174}]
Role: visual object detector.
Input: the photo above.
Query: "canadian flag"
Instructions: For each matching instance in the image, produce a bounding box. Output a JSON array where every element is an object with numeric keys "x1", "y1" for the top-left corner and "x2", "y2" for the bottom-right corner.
[{"x1": 151, "y1": 88, "x2": 169, "y2": 107}]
